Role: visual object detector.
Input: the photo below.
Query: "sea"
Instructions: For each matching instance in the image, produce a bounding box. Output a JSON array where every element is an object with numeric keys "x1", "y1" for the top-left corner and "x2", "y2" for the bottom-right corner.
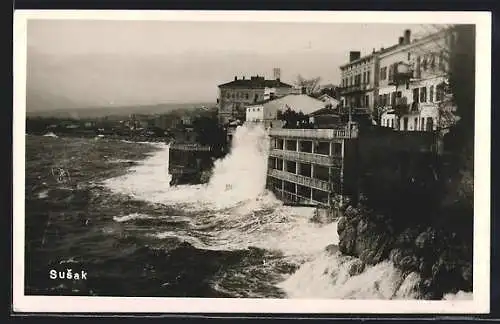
[{"x1": 24, "y1": 126, "x2": 472, "y2": 300}]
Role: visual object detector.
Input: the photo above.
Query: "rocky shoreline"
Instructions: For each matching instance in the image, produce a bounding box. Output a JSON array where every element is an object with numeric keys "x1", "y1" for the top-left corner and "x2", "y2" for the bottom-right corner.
[{"x1": 336, "y1": 201, "x2": 472, "y2": 299}]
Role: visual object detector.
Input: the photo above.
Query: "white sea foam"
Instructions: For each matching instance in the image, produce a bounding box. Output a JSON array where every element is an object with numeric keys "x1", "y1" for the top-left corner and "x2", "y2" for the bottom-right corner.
[
  {"x1": 113, "y1": 213, "x2": 156, "y2": 222},
  {"x1": 113, "y1": 213, "x2": 191, "y2": 223},
  {"x1": 277, "y1": 252, "x2": 423, "y2": 299},
  {"x1": 104, "y1": 123, "x2": 471, "y2": 300},
  {"x1": 37, "y1": 189, "x2": 49, "y2": 199},
  {"x1": 43, "y1": 132, "x2": 58, "y2": 138},
  {"x1": 443, "y1": 291, "x2": 473, "y2": 300}
]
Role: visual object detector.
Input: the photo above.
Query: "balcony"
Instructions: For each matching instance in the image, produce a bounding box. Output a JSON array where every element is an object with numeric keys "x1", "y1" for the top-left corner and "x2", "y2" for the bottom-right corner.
[
  {"x1": 267, "y1": 169, "x2": 331, "y2": 192},
  {"x1": 393, "y1": 97, "x2": 410, "y2": 115},
  {"x1": 388, "y1": 62, "x2": 414, "y2": 85},
  {"x1": 339, "y1": 83, "x2": 372, "y2": 95},
  {"x1": 273, "y1": 189, "x2": 328, "y2": 207},
  {"x1": 269, "y1": 149, "x2": 343, "y2": 167},
  {"x1": 268, "y1": 127, "x2": 356, "y2": 140},
  {"x1": 170, "y1": 143, "x2": 212, "y2": 151}
]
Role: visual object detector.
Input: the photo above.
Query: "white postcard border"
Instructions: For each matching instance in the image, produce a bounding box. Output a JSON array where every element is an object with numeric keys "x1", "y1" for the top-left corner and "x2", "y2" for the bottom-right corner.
[{"x1": 13, "y1": 10, "x2": 491, "y2": 314}]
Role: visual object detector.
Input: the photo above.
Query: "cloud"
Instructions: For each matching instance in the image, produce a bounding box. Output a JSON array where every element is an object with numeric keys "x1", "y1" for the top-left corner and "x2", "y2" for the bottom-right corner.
[{"x1": 26, "y1": 48, "x2": 344, "y2": 111}]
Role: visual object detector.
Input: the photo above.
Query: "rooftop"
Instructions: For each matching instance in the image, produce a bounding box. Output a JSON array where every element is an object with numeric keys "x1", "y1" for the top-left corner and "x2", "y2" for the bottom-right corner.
[
  {"x1": 218, "y1": 75, "x2": 293, "y2": 89},
  {"x1": 264, "y1": 94, "x2": 326, "y2": 115}
]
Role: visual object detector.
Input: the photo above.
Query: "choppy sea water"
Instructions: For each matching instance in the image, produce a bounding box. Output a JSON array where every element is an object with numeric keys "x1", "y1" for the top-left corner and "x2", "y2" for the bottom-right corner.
[{"x1": 24, "y1": 126, "x2": 472, "y2": 300}]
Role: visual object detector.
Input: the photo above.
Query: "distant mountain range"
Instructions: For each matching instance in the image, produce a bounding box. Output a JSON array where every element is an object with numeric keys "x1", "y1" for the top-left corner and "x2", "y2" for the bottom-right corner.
[{"x1": 26, "y1": 102, "x2": 215, "y2": 119}]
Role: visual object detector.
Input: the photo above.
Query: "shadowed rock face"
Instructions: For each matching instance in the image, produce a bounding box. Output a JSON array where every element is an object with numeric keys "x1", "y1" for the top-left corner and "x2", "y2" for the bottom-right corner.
[{"x1": 337, "y1": 204, "x2": 473, "y2": 299}]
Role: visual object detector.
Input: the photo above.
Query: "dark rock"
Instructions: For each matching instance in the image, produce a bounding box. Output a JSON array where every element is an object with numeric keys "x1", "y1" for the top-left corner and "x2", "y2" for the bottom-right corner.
[
  {"x1": 415, "y1": 228, "x2": 437, "y2": 249},
  {"x1": 347, "y1": 259, "x2": 365, "y2": 276},
  {"x1": 338, "y1": 224, "x2": 357, "y2": 255},
  {"x1": 396, "y1": 227, "x2": 420, "y2": 245},
  {"x1": 356, "y1": 219, "x2": 369, "y2": 234},
  {"x1": 337, "y1": 216, "x2": 347, "y2": 234},
  {"x1": 461, "y1": 263, "x2": 473, "y2": 289}
]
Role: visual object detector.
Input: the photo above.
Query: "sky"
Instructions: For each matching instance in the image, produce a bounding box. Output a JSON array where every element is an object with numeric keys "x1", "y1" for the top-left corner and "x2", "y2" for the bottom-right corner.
[{"x1": 26, "y1": 19, "x2": 430, "y2": 112}]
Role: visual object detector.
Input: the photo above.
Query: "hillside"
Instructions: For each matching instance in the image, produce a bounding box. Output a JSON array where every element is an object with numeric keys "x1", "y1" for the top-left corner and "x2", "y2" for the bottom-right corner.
[{"x1": 25, "y1": 102, "x2": 215, "y2": 119}]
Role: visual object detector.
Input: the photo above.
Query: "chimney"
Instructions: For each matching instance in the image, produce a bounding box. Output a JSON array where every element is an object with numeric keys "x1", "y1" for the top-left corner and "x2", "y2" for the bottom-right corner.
[
  {"x1": 234, "y1": 76, "x2": 237, "y2": 81},
  {"x1": 398, "y1": 37, "x2": 404, "y2": 45},
  {"x1": 372, "y1": 48, "x2": 375, "y2": 54},
  {"x1": 349, "y1": 51, "x2": 361, "y2": 62},
  {"x1": 404, "y1": 29, "x2": 411, "y2": 44}
]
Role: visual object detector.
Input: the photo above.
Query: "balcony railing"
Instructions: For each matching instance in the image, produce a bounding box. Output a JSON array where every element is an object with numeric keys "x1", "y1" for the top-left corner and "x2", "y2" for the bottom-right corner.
[
  {"x1": 268, "y1": 127, "x2": 356, "y2": 139},
  {"x1": 269, "y1": 149, "x2": 343, "y2": 167},
  {"x1": 170, "y1": 143, "x2": 212, "y2": 151},
  {"x1": 388, "y1": 62, "x2": 414, "y2": 85},
  {"x1": 339, "y1": 83, "x2": 371, "y2": 94},
  {"x1": 267, "y1": 169, "x2": 331, "y2": 192},
  {"x1": 273, "y1": 189, "x2": 328, "y2": 207}
]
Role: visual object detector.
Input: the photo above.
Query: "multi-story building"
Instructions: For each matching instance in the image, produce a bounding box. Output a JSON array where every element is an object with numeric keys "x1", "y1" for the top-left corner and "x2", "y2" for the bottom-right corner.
[
  {"x1": 217, "y1": 75, "x2": 294, "y2": 124},
  {"x1": 377, "y1": 28, "x2": 453, "y2": 132},
  {"x1": 339, "y1": 50, "x2": 379, "y2": 112},
  {"x1": 266, "y1": 124, "x2": 359, "y2": 208}
]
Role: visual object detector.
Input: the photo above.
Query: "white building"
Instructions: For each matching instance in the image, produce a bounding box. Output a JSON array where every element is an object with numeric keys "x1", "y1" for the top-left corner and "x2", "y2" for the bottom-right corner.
[
  {"x1": 245, "y1": 94, "x2": 326, "y2": 128},
  {"x1": 377, "y1": 28, "x2": 454, "y2": 132},
  {"x1": 317, "y1": 94, "x2": 340, "y2": 109},
  {"x1": 339, "y1": 50, "x2": 378, "y2": 112},
  {"x1": 245, "y1": 104, "x2": 265, "y2": 123}
]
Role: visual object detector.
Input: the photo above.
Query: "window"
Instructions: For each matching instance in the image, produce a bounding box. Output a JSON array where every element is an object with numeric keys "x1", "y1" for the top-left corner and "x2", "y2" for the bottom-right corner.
[
  {"x1": 382, "y1": 94, "x2": 387, "y2": 106},
  {"x1": 408, "y1": 52, "x2": 411, "y2": 61},
  {"x1": 403, "y1": 117, "x2": 409, "y2": 131},
  {"x1": 430, "y1": 54, "x2": 436, "y2": 69},
  {"x1": 413, "y1": 88, "x2": 419, "y2": 103},
  {"x1": 422, "y1": 57, "x2": 428, "y2": 71},
  {"x1": 380, "y1": 67, "x2": 387, "y2": 80},
  {"x1": 439, "y1": 51, "x2": 445, "y2": 71},
  {"x1": 414, "y1": 117, "x2": 418, "y2": 130},
  {"x1": 388, "y1": 64, "x2": 395, "y2": 81},
  {"x1": 420, "y1": 87, "x2": 427, "y2": 103},
  {"x1": 416, "y1": 56, "x2": 421, "y2": 78},
  {"x1": 426, "y1": 117, "x2": 434, "y2": 131},
  {"x1": 436, "y1": 83, "x2": 444, "y2": 101},
  {"x1": 333, "y1": 142, "x2": 342, "y2": 156},
  {"x1": 390, "y1": 92, "x2": 396, "y2": 106},
  {"x1": 232, "y1": 93, "x2": 235, "y2": 99},
  {"x1": 226, "y1": 92, "x2": 230, "y2": 99},
  {"x1": 367, "y1": 71, "x2": 371, "y2": 83},
  {"x1": 429, "y1": 85, "x2": 434, "y2": 102},
  {"x1": 350, "y1": 76, "x2": 353, "y2": 85},
  {"x1": 365, "y1": 95, "x2": 370, "y2": 108},
  {"x1": 245, "y1": 93, "x2": 249, "y2": 99}
]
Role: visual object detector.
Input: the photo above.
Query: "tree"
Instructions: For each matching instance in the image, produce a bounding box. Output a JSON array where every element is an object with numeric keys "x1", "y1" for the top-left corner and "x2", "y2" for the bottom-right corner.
[
  {"x1": 295, "y1": 74, "x2": 321, "y2": 95},
  {"x1": 277, "y1": 107, "x2": 311, "y2": 128}
]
